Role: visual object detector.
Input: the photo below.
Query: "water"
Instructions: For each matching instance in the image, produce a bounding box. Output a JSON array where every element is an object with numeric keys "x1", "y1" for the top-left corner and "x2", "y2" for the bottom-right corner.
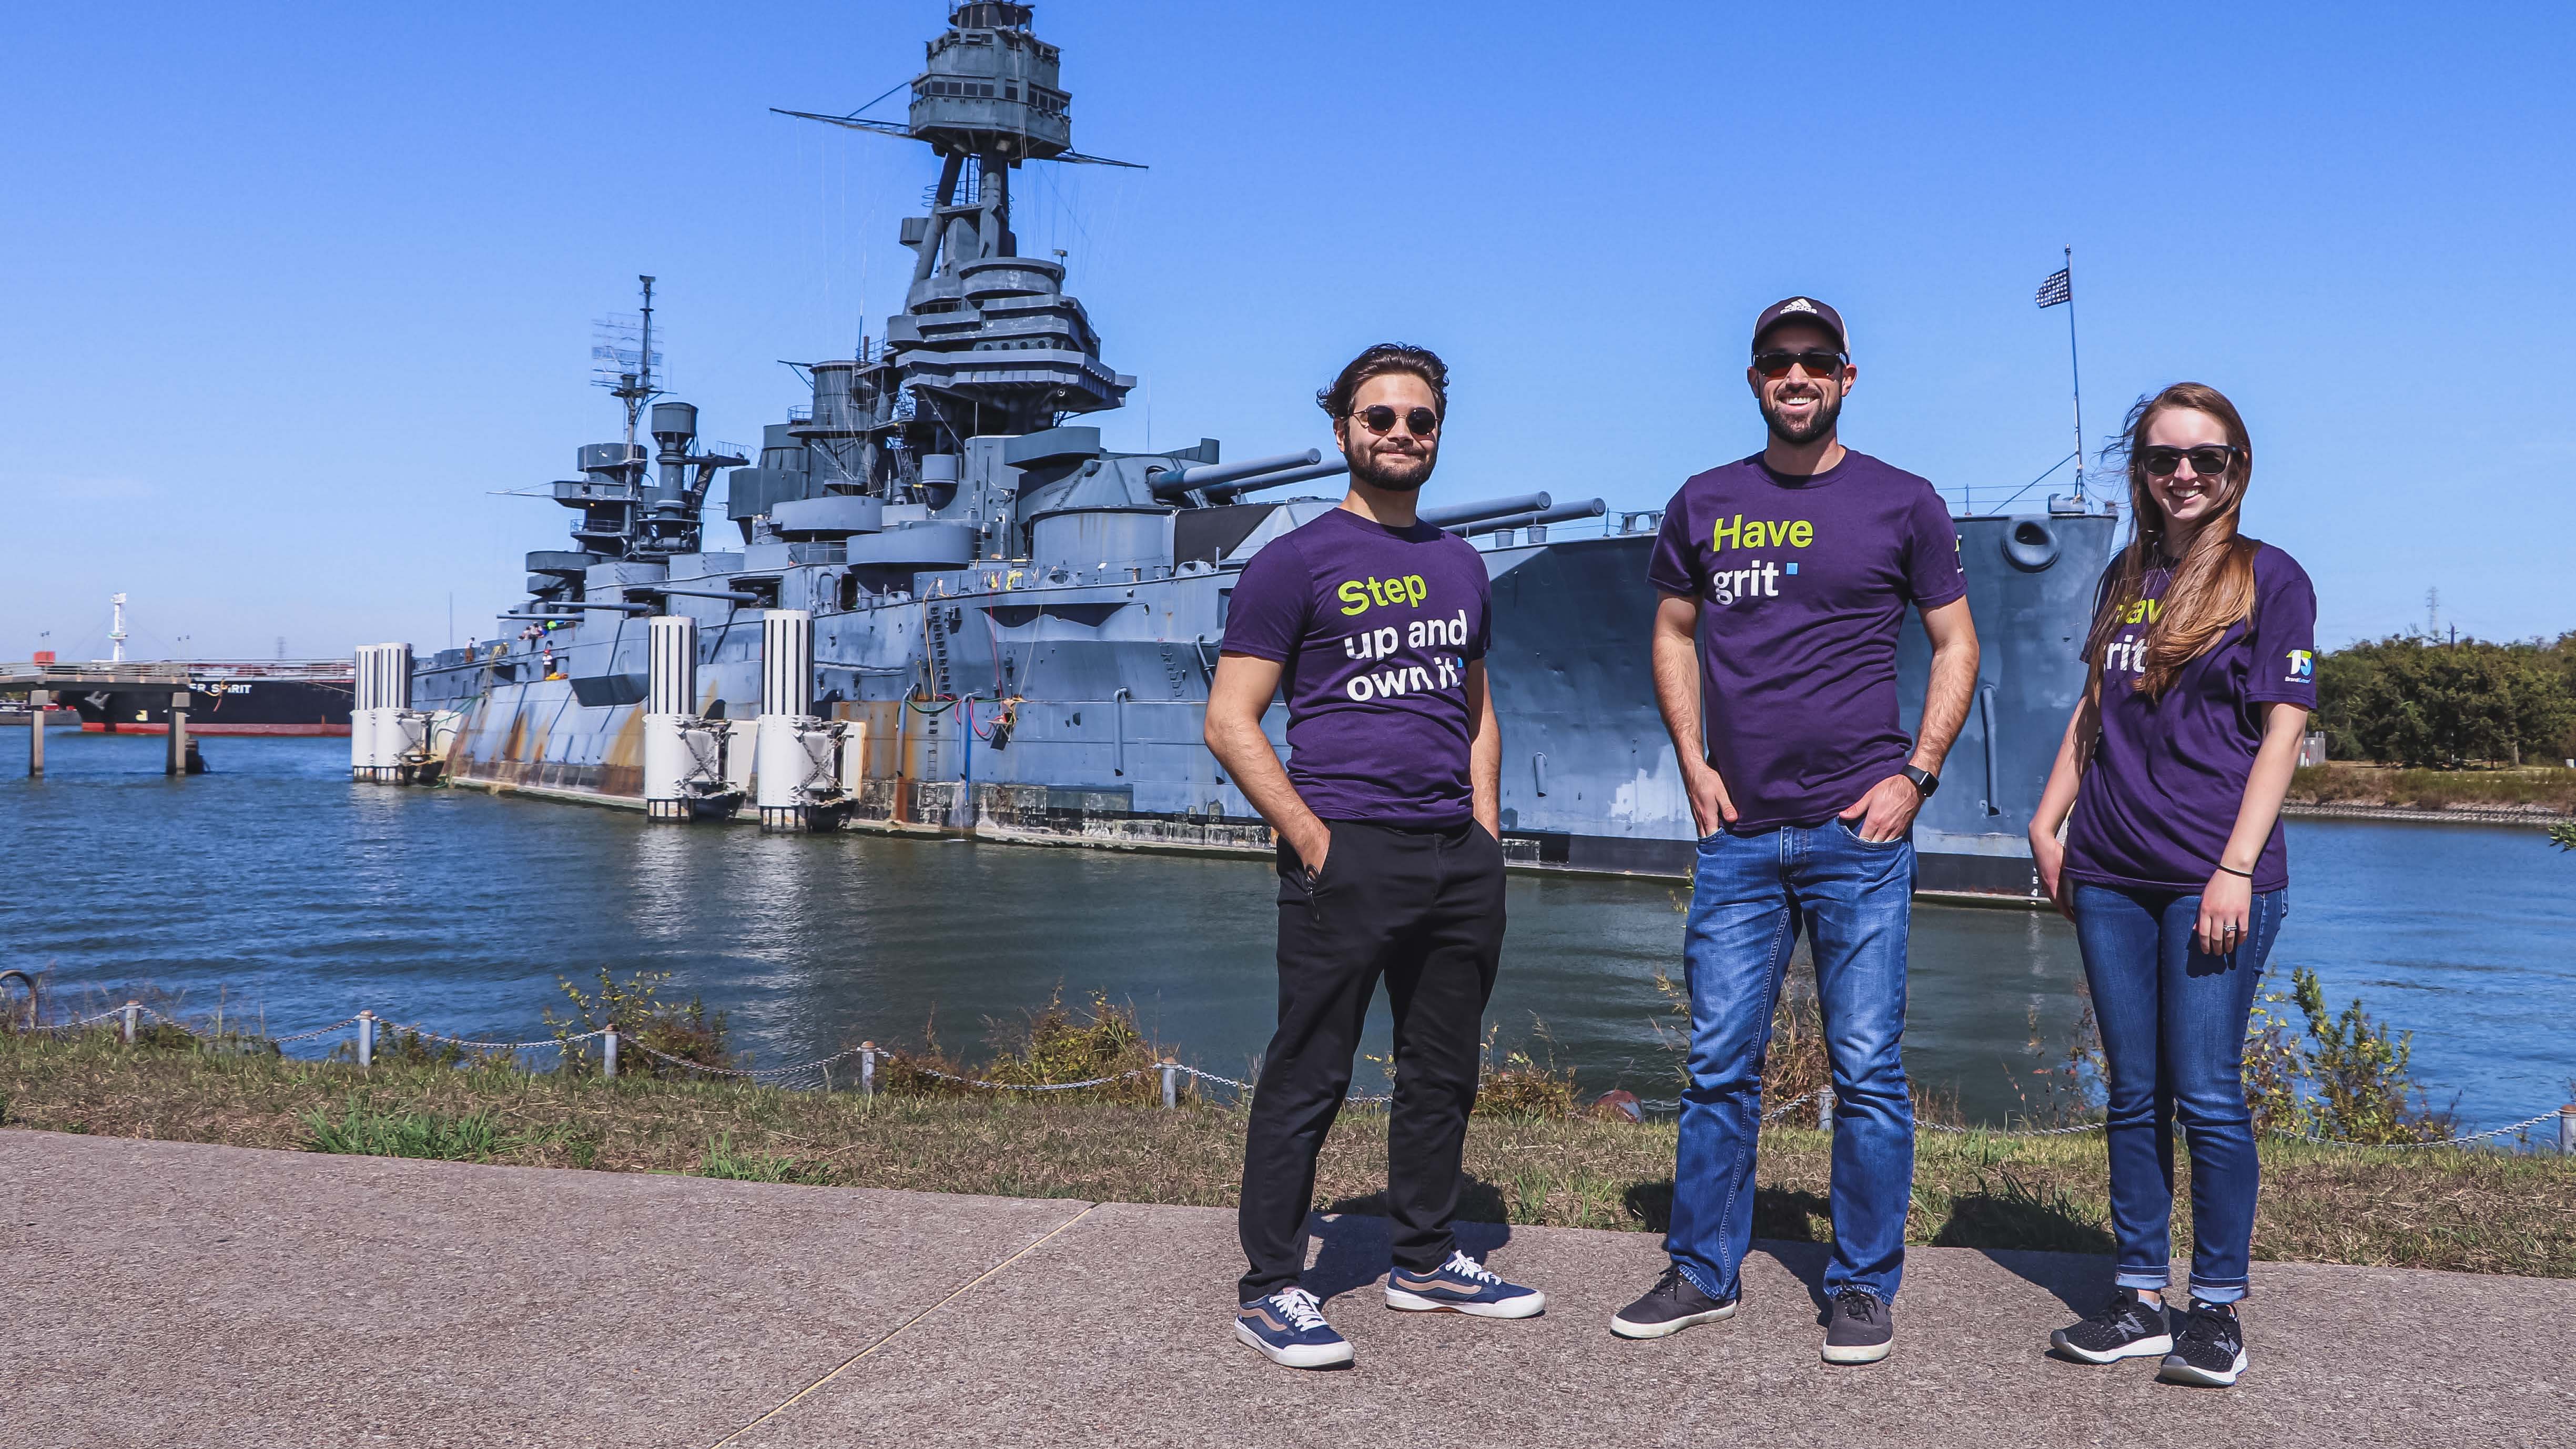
[{"x1": 4, "y1": 733, "x2": 2569, "y2": 1128}]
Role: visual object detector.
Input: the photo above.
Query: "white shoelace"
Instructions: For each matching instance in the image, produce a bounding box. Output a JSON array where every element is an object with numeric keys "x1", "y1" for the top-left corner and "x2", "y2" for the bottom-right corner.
[
  {"x1": 1269, "y1": 1287, "x2": 1331, "y2": 1333},
  {"x1": 1443, "y1": 1250, "x2": 1502, "y2": 1284}
]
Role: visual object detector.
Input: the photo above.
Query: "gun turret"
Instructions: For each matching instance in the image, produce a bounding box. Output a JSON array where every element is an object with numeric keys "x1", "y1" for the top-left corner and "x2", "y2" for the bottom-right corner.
[
  {"x1": 1416, "y1": 493, "x2": 1552, "y2": 529},
  {"x1": 1199, "y1": 458, "x2": 1352, "y2": 502},
  {"x1": 1147, "y1": 450, "x2": 1324, "y2": 501}
]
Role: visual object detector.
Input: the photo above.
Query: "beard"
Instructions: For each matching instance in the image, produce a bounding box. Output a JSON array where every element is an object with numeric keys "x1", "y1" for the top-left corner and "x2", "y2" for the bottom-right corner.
[
  {"x1": 1350, "y1": 445, "x2": 1435, "y2": 493},
  {"x1": 1760, "y1": 388, "x2": 1842, "y2": 446}
]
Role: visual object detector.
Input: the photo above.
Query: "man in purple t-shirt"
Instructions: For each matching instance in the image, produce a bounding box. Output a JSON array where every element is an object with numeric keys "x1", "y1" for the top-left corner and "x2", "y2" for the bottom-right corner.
[
  {"x1": 1609, "y1": 298, "x2": 1981, "y2": 1366},
  {"x1": 1205, "y1": 344, "x2": 1541, "y2": 1370}
]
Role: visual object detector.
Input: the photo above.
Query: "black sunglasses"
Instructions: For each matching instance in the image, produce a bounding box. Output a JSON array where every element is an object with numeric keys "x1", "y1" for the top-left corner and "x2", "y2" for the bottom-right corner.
[
  {"x1": 1352, "y1": 404, "x2": 1440, "y2": 436},
  {"x1": 1751, "y1": 350, "x2": 1848, "y2": 380},
  {"x1": 2140, "y1": 444, "x2": 2239, "y2": 478}
]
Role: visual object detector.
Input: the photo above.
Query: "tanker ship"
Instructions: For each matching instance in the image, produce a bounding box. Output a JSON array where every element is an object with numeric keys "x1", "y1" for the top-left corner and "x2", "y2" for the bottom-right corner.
[{"x1": 377, "y1": 1, "x2": 2116, "y2": 901}]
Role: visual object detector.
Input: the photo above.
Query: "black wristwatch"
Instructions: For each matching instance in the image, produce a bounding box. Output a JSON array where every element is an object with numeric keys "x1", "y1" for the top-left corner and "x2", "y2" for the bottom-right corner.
[{"x1": 1901, "y1": 765, "x2": 1940, "y2": 799}]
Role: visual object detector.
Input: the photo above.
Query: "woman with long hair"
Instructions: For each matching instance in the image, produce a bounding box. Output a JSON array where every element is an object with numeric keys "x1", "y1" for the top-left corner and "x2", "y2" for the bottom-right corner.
[{"x1": 2027, "y1": 381, "x2": 2316, "y2": 1388}]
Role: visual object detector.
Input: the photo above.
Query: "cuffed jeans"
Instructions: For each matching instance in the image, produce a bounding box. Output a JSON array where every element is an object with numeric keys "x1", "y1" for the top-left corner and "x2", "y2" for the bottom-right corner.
[
  {"x1": 2071, "y1": 882, "x2": 2285, "y2": 1305},
  {"x1": 1237, "y1": 818, "x2": 1506, "y2": 1303},
  {"x1": 1667, "y1": 818, "x2": 1915, "y2": 1304}
]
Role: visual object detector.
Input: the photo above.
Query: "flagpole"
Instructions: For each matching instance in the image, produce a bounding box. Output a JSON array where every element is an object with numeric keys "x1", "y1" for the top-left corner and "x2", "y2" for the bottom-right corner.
[{"x1": 2063, "y1": 245, "x2": 2084, "y2": 505}]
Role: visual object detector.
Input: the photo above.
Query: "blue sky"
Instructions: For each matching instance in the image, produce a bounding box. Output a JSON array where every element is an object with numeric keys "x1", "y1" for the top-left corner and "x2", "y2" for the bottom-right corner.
[{"x1": 5, "y1": 2, "x2": 2570, "y2": 659}]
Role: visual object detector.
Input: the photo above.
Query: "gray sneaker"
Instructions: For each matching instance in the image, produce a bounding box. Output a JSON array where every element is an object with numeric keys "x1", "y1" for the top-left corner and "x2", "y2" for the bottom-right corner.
[
  {"x1": 1610, "y1": 1263, "x2": 1739, "y2": 1340},
  {"x1": 1822, "y1": 1287, "x2": 1894, "y2": 1364}
]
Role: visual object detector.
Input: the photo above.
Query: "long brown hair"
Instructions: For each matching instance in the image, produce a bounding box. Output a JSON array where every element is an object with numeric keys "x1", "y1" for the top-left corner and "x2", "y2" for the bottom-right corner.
[{"x1": 2081, "y1": 382, "x2": 2262, "y2": 701}]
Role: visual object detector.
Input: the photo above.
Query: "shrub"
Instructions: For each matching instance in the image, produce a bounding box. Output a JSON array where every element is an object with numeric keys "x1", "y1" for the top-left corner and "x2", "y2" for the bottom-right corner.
[
  {"x1": 2245, "y1": 965, "x2": 2454, "y2": 1144},
  {"x1": 546, "y1": 969, "x2": 730, "y2": 1079},
  {"x1": 880, "y1": 990, "x2": 1177, "y2": 1106}
]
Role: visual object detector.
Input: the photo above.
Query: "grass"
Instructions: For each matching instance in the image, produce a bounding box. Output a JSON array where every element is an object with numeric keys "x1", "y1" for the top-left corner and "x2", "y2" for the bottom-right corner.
[
  {"x1": 2290, "y1": 762, "x2": 2576, "y2": 814},
  {"x1": 6, "y1": 1027, "x2": 2570, "y2": 1279}
]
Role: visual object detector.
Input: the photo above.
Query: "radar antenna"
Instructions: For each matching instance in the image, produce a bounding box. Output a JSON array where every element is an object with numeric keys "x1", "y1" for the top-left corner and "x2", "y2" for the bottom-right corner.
[{"x1": 592, "y1": 275, "x2": 664, "y2": 446}]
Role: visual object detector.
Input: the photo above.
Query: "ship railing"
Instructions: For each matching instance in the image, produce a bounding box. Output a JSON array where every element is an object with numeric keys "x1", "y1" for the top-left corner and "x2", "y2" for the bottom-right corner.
[
  {"x1": 1466, "y1": 513, "x2": 1664, "y2": 548},
  {"x1": 21, "y1": 997, "x2": 2576, "y2": 1150}
]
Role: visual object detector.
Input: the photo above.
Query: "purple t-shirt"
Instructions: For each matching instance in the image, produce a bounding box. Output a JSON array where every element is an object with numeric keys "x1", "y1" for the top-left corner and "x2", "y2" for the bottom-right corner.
[
  {"x1": 2064, "y1": 544, "x2": 2317, "y2": 893},
  {"x1": 1647, "y1": 450, "x2": 1967, "y2": 833},
  {"x1": 1221, "y1": 506, "x2": 1494, "y2": 826}
]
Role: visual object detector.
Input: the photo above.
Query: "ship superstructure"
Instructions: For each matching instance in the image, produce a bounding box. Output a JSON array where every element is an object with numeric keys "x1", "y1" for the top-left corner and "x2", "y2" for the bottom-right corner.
[{"x1": 396, "y1": 1, "x2": 2115, "y2": 900}]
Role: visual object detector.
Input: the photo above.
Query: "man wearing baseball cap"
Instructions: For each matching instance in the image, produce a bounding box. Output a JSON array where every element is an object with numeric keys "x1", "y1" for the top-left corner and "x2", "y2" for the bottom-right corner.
[{"x1": 1611, "y1": 297, "x2": 1980, "y2": 1364}]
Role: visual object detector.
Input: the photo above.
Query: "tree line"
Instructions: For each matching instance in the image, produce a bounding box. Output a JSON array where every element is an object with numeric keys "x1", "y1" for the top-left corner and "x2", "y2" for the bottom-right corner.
[{"x1": 2313, "y1": 632, "x2": 2576, "y2": 768}]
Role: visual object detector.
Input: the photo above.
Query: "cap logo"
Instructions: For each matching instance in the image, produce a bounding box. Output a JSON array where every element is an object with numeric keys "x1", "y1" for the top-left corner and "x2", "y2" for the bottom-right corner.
[{"x1": 1779, "y1": 298, "x2": 1819, "y2": 316}]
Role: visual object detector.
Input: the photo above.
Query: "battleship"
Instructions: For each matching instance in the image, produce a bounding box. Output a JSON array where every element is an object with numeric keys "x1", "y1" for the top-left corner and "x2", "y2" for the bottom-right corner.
[{"x1": 377, "y1": 1, "x2": 2117, "y2": 901}]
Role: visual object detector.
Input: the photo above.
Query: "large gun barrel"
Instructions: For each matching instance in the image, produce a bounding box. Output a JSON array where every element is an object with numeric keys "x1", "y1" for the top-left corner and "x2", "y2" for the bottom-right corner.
[
  {"x1": 1416, "y1": 492, "x2": 1552, "y2": 529},
  {"x1": 1455, "y1": 498, "x2": 1607, "y2": 538},
  {"x1": 1202, "y1": 458, "x2": 1351, "y2": 501},
  {"x1": 1148, "y1": 449, "x2": 1322, "y2": 500}
]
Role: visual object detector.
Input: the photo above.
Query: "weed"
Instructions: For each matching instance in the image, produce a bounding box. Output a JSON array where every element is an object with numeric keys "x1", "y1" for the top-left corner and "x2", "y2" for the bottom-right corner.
[
  {"x1": 1475, "y1": 1021, "x2": 1578, "y2": 1119},
  {"x1": 303, "y1": 1097, "x2": 505, "y2": 1161},
  {"x1": 698, "y1": 1134, "x2": 838, "y2": 1185}
]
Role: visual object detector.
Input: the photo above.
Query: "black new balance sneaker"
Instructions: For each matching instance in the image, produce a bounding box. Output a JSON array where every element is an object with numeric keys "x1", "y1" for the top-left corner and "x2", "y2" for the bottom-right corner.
[
  {"x1": 1821, "y1": 1288, "x2": 1895, "y2": 1365},
  {"x1": 2158, "y1": 1301, "x2": 2248, "y2": 1387},
  {"x1": 1609, "y1": 1263, "x2": 1738, "y2": 1340},
  {"x1": 2049, "y1": 1288, "x2": 2173, "y2": 1363}
]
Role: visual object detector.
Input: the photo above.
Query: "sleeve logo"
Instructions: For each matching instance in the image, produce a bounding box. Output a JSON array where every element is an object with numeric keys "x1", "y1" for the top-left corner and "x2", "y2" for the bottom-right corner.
[{"x1": 2286, "y1": 650, "x2": 2313, "y2": 681}]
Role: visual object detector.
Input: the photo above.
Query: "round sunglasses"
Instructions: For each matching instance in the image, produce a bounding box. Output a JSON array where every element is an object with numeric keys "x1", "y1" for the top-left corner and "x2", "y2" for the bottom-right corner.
[
  {"x1": 1350, "y1": 404, "x2": 1440, "y2": 437},
  {"x1": 2140, "y1": 444, "x2": 2239, "y2": 478}
]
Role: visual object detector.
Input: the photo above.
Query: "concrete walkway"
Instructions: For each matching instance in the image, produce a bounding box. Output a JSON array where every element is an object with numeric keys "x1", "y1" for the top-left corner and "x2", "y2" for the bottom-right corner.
[{"x1": 4, "y1": 1131, "x2": 2565, "y2": 1448}]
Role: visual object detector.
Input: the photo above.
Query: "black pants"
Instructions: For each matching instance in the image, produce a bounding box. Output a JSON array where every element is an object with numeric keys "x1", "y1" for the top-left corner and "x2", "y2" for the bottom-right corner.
[{"x1": 1237, "y1": 817, "x2": 1506, "y2": 1302}]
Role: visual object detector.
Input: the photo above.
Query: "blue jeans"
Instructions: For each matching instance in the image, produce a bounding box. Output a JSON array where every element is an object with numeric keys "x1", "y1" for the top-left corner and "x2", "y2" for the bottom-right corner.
[
  {"x1": 1668, "y1": 819, "x2": 1916, "y2": 1303},
  {"x1": 2071, "y1": 883, "x2": 2286, "y2": 1305}
]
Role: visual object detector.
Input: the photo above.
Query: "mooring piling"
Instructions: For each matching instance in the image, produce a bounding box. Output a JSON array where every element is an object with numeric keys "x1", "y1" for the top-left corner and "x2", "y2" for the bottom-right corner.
[
  {"x1": 859, "y1": 1042, "x2": 878, "y2": 1097},
  {"x1": 603, "y1": 1026, "x2": 619, "y2": 1080},
  {"x1": 356, "y1": 1010, "x2": 376, "y2": 1068}
]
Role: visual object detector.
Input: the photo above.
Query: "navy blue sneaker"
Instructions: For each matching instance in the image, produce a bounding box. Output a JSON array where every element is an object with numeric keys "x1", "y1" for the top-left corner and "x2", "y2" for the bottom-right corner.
[
  {"x1": 1235, "y1": 1287, "x2": 1353, "y2": 1369},
  {"x1": 1384, "y1": 1250, "x2": 1547, "y2": 1319}
]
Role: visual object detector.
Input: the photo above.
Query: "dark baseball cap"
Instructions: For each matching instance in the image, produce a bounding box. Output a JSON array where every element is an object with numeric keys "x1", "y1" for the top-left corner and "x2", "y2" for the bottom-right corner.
[{"x1": 1751, "y1": 296, "x2": 1847, "y2": 355}]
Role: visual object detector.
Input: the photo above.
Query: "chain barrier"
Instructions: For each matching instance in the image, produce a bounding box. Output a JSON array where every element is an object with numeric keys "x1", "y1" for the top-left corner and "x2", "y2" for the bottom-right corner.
[
  {"x1": 377, "y1": 1021, "x2": 596, "y2": 1053},
  {"x1": 18, "y1": 1007, "x2": 129, "y2": 1033},
  {"x1": 2284, "y1": 1108, "x2": 2568, "y2": 1151},
  {"x1": 623, "y1": 1039, "x2": 866, "y2": 1081},
  {"x1": 16, "y1": 1004, "x2": 2572, "y2": 1149},
  {"x1": 265, "y1": 1017, "x2": 361, "y2": 1045}
]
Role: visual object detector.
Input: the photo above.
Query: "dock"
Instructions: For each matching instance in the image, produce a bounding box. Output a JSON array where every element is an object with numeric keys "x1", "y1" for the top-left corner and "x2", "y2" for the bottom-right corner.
[
  {"x1": 5, "y1": 1130, "x2": 2564, "y2": 1447},
  {"x1": 0, "y1": 662, "x2": 195, "y2": 777}
]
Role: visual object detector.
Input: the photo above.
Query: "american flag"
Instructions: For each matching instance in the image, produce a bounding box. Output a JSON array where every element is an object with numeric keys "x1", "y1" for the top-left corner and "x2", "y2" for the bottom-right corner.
[{"x1": 2035, "y1": 267, "x2": 2072, "y2": 308}]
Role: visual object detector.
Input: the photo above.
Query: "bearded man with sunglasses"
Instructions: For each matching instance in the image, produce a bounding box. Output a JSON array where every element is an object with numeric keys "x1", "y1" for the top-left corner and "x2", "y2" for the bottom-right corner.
[
  {"x1": 1206, "y1": 342, "x2": 1539, "y2": 1370},
  {"x1": 1611, "y1": 298, "x2": 1980, "y2": 1365}
]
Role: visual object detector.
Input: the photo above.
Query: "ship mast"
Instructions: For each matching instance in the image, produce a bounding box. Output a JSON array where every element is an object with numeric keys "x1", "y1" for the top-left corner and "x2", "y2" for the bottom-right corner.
[
  {"x1": 109, "y1": 592, "x2": 128, "y2": 664},
  {"x1": 609, "y1": 275, "x2": 660, "y2": 447}
]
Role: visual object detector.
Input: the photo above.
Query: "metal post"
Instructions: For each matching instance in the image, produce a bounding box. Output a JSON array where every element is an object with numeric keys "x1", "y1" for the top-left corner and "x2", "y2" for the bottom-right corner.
[
  {"x1": 603, "y1": 1025, "x2": 619, "y2": 1080},
  {"x1": 1160, "y1": 1058, "x2": 1179, "y2": 1110},
  {"x1": 1817, "y1": 1087, "x2": 1835, "y2": 1132},
  {"x1": 2560, "y1": 1104, "x2": 2575, "y2": 1156},
  {"x1": 167, "y1": 691, "x2": 190, "y2": 777},
  {"x1": 26, "y1": 689, "x2": 44, "y2": 777},
  {"x1": 859, "y1": 1042, "x2": 877, "y2": 1097},
  {"x1": 121, "y1": 1001, "x2": 139, "y2": 1045},
  {"x1": 357, "y1": 1010, "x2": 375, "y2": 1069}
]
